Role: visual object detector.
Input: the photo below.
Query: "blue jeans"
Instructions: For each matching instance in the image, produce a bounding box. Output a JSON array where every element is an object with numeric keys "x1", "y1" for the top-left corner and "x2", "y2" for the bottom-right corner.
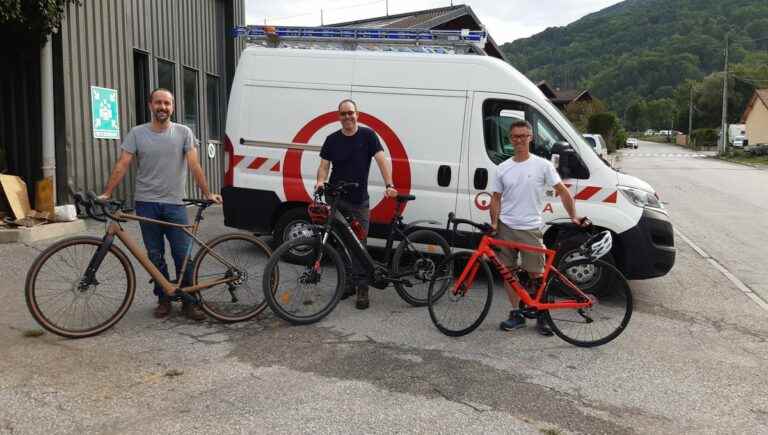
[{"x1": 135, "y1": 201, "x2": 193, "y2": 300}]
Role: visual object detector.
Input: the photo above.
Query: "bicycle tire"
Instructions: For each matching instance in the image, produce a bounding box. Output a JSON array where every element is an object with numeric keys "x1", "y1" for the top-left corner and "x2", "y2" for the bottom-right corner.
[
  {"x1": 428, "y1": 251, "x2": 494, "y2": 337},
  {"x1": 262, "y1": 236, "x2": 345, "y2": 325},
  {"x1": 391, "y1": 229, "x2": 451, "y2": 307},
  {"x1": 25, "y1": 237, "x2": 136, "y2": 338},
  {"x1": 193, "y1": 233, "x2": 273, "y2": 322},
  {"x1": 542, "y1": 258, "x2": 633, "y2": 347}
]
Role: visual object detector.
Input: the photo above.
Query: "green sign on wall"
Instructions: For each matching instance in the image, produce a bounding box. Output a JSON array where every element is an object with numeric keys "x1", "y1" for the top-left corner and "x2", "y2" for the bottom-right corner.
[{"x1": 91, "y1": 86, "x2": 120, "y2": 140}]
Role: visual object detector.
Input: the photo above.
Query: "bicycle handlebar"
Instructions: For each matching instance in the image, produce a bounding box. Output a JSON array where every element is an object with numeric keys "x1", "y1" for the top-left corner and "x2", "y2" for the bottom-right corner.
[
  {"x1": 445, "y1": 212, "x2": 494, "y2": 235},
  {"x1": 315, "y1": 181, "x2": 359, "y2": 198},
  {"x1": 445, "y1": 213, "x2": 592, "y2": 236}
]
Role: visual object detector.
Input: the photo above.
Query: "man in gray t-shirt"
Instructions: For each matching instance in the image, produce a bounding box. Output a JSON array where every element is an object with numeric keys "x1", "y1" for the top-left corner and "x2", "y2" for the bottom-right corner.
[
  {"x1": 120, "y1": 122, "x2": 194, "y2": 204},
  {"x1": 100, "y1": 88, "x2": 222, "y2": 320}
]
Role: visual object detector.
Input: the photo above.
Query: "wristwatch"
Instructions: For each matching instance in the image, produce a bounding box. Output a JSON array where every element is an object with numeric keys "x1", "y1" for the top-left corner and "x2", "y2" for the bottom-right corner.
[{"x1": 386, "y1": 184, "x2": 395, "y2": 189}]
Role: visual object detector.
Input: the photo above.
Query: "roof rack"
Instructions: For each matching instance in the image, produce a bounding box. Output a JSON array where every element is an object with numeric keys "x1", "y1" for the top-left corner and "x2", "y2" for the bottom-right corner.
[{"x1": 232, "y1": 25, "x2": 488, "y2": 55}]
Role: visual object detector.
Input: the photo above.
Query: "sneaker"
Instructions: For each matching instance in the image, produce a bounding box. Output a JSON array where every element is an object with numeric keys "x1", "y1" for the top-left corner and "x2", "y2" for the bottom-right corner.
[
  {"x1": 182, "y1": 302, "x2": 206, "y2": 321},
  {"x1": 536, "y1": 313, "x2": 554, "y2": 337},
  {"x1": 154, "y1": 298, "x2": 172, "y2": 318},
  {"x1": 500, "y1": 310, "x2": 526, "y2": 331},
  {"x1": 355, "y1": 286, "x2": 370, "y2": 310}
]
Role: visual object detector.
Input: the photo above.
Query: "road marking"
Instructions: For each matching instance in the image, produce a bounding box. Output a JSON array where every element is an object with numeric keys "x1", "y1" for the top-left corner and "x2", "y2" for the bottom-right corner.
[
  {"x1": 675, "y1": 229, "x2": 768, "y2": 312},
  {"x1": 622, "y1": 153, "x2": 708, "y2": 158}
]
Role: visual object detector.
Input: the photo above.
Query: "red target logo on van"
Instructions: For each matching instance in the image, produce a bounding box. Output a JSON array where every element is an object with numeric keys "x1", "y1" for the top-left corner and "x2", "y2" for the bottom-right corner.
[
  {"x1": 474, "y1": 192, "x2": 492, "y2": 211},
  {"x1": 283, "y1": 112, "x2": 411, "y2": 222}
]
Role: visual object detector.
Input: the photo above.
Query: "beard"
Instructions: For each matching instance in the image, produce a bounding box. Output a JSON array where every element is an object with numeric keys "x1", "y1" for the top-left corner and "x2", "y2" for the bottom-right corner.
[{"x1": 153, "y1": 110, "x2": 170, "y2": 122}]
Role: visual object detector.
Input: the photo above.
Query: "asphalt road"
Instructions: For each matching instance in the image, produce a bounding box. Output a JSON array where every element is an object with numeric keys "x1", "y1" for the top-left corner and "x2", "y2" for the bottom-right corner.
[{"x1": 1, "y1": 146, "x2": 767, "y2": 434}]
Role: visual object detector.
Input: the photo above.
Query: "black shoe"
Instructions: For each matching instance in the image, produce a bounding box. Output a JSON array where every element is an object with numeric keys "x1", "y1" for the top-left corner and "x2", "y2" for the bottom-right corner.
[
  {"x1": 536, "y1": 313, "x2": 553, "y2": 337},
  {"x1": 500, "y1": 310, "x2": 526, "y2": 331},
  {"x1": 355, "y1": 286, "x2": 369, "y2": 310}
]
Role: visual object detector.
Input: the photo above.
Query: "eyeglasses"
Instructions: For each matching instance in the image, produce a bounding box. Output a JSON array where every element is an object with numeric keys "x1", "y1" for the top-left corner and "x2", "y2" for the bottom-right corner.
[
  {"x1": 339, "y1": 111, "x2": 356, "y2": 117},
  {"x1": 509, "y1": 134, "x2": 532, "y2": 140}
]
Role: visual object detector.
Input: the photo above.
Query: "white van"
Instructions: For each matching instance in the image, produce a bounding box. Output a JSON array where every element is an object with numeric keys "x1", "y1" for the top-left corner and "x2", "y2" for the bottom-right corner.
[{"x1": 222, "y1": 27, "x2": 676, "y2": 286}]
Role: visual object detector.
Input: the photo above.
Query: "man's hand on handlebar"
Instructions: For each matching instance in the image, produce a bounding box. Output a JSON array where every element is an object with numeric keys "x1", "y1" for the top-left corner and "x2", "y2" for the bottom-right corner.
[
  {"x1": 314, "y1": 181, "x2": 325, "y2": 195},
  {"x1": 572, "y1": 216, "x2": 591, "y2": 227},
  {"x1": 206, "y1": 192, "x2": 223, "y2": 204},
  {"x1": 385, "y1": 186, "x2": 398, "y2": 198}
]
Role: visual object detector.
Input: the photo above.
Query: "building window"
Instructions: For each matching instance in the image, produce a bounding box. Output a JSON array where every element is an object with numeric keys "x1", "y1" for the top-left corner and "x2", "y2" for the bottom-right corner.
[
  {"x1": 183, "y1": 67, "x2": 199, "y2": 137},
  {"x1": 133, "y1": 51, "x2": 150, "y2": 125},
  {"x1": 206, "y1": 74, "x2": 221, "y2": 141},
  {"x1": 157, "y1": 59, "x2": 176, "y2": 121}
]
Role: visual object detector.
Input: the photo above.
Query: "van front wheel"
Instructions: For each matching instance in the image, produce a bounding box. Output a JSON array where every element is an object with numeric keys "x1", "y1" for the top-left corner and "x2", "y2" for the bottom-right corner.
[
  {"x1": 554, "y1": 236, "x2": 617, "y2": 297},
  {"x1": 273, "y1": 207, "x2": 314, "y2": 262}
]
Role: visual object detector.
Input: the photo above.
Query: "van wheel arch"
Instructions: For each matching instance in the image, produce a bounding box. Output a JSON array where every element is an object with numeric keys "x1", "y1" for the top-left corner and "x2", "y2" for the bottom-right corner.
[
  {"x1": 545, "y1": 225, "x2": 620, "y2": 296},
  {"x1": 272, "y1": 203, "x2": 312, "y2": 247}
]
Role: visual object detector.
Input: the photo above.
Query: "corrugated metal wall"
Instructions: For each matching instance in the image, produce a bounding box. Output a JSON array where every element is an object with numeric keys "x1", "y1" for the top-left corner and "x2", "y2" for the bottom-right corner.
[{"x1": 57, "y1": 0, "x2": 244, "y2": 202}]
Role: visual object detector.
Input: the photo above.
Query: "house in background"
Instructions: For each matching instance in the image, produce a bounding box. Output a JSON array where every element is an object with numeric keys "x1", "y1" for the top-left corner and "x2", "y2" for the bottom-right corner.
[
  {"x1": 740, "y1": 89, "x2": 768, "y2": 145},
  {"x1": 536, "y1": 81, "x2": 594, "y2": 111},
  {"x1": 328, "y1": 4, "x2": 506, "y2": 60}
]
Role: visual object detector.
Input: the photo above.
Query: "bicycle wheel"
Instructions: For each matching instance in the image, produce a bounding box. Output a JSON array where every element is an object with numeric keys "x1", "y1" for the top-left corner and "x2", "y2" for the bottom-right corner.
[
  {"x1": 193, "y1": 233, "x2": 272, "y2": 322},
  {"x1": 25, "y1": 237, "x2": 136, "y2": 338},
  {"x1": 262, "y1": 236, "x2": 345, "y2": 325},
  {"x1": 427, "y1": 251, "x2": 493, "y2": 337},
  {"x1": 391, "y1": 229, "x2": 451, "y2": 307},
  {"x1": 542, "y1": 258, "x2": 633, "y2": 347}
]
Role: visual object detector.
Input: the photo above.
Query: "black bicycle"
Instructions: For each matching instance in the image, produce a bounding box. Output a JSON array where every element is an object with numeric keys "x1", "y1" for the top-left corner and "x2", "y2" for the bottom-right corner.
[{"x1": 262, "y1": 181, "x2": 451, "y2": 324}]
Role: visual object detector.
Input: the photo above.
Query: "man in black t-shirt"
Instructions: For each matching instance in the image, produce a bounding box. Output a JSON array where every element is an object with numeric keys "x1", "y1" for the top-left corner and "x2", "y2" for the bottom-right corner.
[{"x1": 315, "y1": 99, "x2": 398, "y2": 310}]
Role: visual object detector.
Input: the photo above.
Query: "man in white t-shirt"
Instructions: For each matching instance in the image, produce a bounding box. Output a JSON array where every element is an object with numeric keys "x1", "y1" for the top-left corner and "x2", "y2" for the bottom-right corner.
[{"x1": 489, "y1": 120, "x2": 586, "y2": 335}]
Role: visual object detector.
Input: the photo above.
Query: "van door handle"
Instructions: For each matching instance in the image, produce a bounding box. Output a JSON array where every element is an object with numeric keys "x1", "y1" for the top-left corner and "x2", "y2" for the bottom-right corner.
[
  {"x1": 437, "y1": 165, "x2": 451, "y2": 187},
  {"x1": 474, "y1": 168, "x2": 488, "y2": 190}
]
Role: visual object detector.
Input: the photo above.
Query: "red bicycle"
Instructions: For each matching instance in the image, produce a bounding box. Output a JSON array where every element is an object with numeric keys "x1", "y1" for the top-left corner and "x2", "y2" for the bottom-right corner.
[{"x1": 427, "y1": 213, "x2": 632, "y2": 347}]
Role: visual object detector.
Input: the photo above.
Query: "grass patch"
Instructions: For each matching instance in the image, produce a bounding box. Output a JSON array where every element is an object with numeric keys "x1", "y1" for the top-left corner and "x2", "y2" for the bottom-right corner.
[
  {"x1": 539, "y1": 429, "x2": 562, "y2": 435},
  {"x1": 718, "y1": 155, "x2": 768, "y2": 166},
  {"x1": 22, "y1": 329, "x2": 45, "y2": 337},
  {"x1": 164, "y1": 369, "x2": 184, "y2": 378}
]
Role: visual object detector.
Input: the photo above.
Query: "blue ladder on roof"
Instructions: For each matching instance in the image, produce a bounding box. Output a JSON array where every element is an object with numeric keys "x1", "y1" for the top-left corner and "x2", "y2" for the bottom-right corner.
[{"x1": 232, "y1": 25, "x2": 487, "y2": 44}]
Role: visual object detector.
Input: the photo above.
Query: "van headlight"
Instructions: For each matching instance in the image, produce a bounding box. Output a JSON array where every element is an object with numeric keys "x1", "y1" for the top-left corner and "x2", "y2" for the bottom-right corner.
[{"x1": 618, "y1": 186, "x2": 663, "y2": 210}]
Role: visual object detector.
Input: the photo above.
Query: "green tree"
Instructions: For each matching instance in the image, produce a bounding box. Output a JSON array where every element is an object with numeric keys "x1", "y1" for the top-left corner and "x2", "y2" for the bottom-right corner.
[
  {"x1": 587, "y1": 112, "x2": 621, "y2": 152},
  {"x1": 625, "y1": 100, "x2": 649, "y2": 132},
  {"x1": 0, "y1": 0, "x2": 80, "y2": 45},
  {"x1": 564, "y1": 98, "x2": 607, "y2": 132}
]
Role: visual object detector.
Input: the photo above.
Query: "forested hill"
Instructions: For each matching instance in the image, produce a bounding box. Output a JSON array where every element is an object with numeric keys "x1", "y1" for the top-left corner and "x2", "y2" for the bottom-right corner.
[{"x1": 500, "y1": 0, "x2": 768, "y2": 114}]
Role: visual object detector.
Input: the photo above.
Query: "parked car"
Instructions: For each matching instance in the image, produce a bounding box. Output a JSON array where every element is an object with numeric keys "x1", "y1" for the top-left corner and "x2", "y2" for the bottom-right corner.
[
  {"x1": 626, "y1": 137, "x2": 639, "y2": 149},
  {"x1": 732, "y1": 135, "x2": 747, "y2": 148},
  {"x1": 644, "y1": 129, "x2": 657, "y2": 136},
  {"x1": 582, "y1": 134, "x2": 608, "y2": 159}
]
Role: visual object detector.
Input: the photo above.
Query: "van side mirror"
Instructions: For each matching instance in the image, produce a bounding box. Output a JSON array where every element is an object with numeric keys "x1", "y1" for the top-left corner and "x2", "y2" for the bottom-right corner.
[{"x1": 551, "y1": 141, "x2": 589, "y2": 180}]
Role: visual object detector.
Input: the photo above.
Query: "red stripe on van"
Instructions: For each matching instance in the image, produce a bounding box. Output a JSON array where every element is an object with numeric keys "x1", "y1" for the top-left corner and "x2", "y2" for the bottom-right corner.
[
  {"x1": 270, "y1": 162, "x2": 281, "y2": 172},
  {"x1": 248, "y1": 157, "x2": 268, "y2": 170},
  {"x1": 603, "y1": 191, "x2": 618, "y2": 203},
  {"x1": 575, "y1": 186, "x2": 601, "y2": 201}
]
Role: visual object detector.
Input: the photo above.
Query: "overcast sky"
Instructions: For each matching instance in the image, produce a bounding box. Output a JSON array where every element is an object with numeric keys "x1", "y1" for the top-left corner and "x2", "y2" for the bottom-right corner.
[{"x1": 245, "y1": 0, "x2": 624, "y2": 44}]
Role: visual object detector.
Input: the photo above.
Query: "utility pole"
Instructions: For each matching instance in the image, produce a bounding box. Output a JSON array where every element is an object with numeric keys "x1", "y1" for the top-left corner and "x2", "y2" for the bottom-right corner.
[
  {"x1": 720, "y1": 33, "x2": 729, "y2": 154},
  {"x1": 688, "y1": 84, "x2": 694, "y2": 146},
  {"x1": 386, "y1": 0, "x2": 389, "y2": 16},
  {"x1": 320, "y1": 9, "x2": 324, "y2": 26}
]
